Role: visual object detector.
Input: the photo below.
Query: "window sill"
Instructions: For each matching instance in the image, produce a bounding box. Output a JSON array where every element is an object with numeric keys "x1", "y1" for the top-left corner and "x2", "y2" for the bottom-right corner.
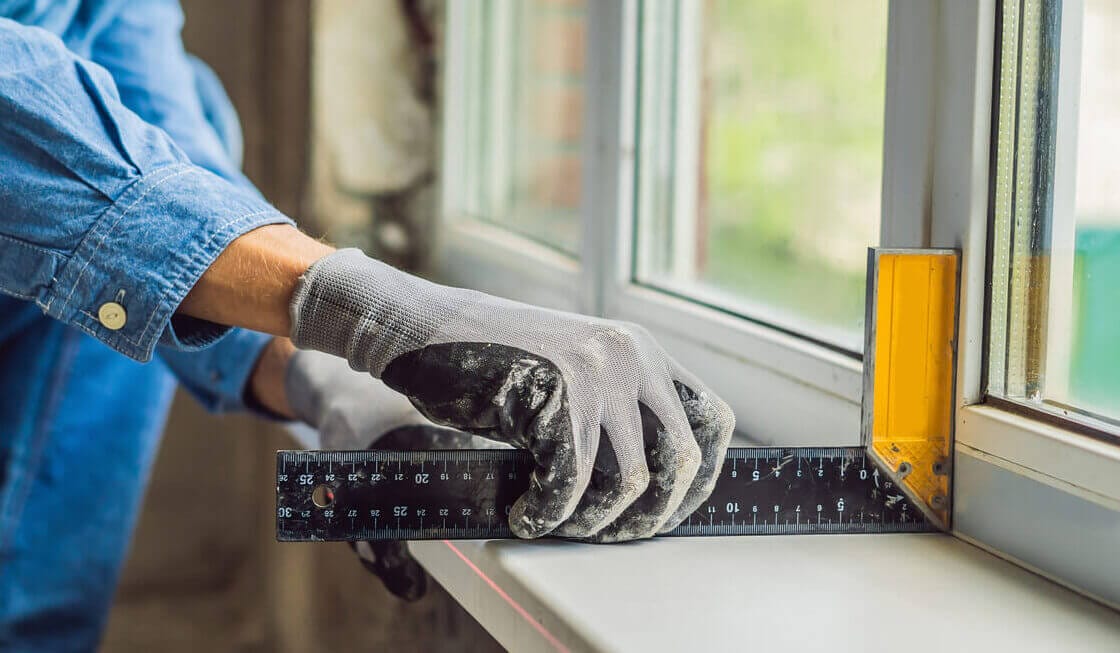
[
  {"x1": 410, "y1": 533, "x2": 1120, "y2": 653},
  {"x1": 953, "y1": 404, "x2": 1120, "y2": 608}
]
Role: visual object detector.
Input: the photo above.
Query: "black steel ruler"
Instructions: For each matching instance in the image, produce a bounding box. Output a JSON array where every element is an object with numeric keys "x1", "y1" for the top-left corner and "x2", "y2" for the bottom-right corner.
[{"x1": 276, "y1": 447, "x2": 934, "y2": 541}]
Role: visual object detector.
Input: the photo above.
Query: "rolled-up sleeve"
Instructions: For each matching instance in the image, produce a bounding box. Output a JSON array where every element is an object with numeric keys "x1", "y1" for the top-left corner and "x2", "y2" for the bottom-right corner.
[
  {"x1": 0, "y1": 18, "x2": 293, "y2": 363},
  {"x1": 157, "y1": 328, "x2": 272, "y2": 413}
]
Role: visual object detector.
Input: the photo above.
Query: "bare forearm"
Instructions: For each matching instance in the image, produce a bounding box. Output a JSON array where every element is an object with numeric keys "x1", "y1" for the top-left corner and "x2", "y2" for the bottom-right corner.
[
  {"x1": 249, "y1": 336, "x2": 298, "y2": 419},
  {"x1": 179, "y1": 224, "x2": 334, "y2": 336}
]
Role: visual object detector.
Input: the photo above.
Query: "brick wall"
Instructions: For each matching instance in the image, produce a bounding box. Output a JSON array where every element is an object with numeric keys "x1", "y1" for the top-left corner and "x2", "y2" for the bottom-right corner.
[{"x1": 521, "y1": 0, "x2": 585, "y2": 213}]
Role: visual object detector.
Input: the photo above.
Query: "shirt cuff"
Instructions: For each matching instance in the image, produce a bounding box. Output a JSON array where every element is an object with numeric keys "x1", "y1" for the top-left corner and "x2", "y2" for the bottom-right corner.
[
  {"x1": 158, "y1": 327, "x2": 279, "y2": 415},
  {"x1": 39, "y1": 163, "x2": 294, "y2": 362}
]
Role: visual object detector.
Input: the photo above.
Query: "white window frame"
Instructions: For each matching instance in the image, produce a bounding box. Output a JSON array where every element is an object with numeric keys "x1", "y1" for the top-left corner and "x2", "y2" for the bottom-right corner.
[
  {"x1": 942, "y1": 0, "x2": 1119, "y2": 608},
  {"x1": 439, "y1": 0, "x2": 1120, "y2": 607}
]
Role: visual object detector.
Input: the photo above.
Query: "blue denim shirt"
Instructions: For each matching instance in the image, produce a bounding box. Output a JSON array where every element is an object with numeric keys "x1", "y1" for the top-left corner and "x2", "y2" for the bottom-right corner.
[
  {"x1": 0, "y1": 1, "x2": 295, "y2": 649},
  {"x1": 0, "y1": 0, "x2": 293, "y2": 412}
]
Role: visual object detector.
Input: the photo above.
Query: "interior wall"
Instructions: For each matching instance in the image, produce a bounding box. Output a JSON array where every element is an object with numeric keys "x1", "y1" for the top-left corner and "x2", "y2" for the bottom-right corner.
[{"x1": 100, "y1": 1, "x2": 499, "y2": 650}]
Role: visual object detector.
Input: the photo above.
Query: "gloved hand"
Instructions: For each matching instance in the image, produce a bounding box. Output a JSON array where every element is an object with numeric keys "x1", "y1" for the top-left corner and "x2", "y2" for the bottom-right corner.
[
  {"x1": 290, "y1": 249, "x2": 735, "y2": 543},
  {"x1": 285, "y1": 349, "x2": 496, "y2": 600}
]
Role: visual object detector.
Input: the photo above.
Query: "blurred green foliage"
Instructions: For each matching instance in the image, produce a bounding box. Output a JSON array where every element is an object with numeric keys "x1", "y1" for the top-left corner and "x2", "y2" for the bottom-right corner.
[
  {"x1": 701, "y1": 0, "x2": 888, "y2": 344},
  {"x1": 1071, "y1": 227, "x2": 1120, "y2": 418}
]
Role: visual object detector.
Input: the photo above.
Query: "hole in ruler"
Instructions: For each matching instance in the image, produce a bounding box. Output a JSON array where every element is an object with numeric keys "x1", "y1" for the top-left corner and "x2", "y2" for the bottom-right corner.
[
  {"x1": 897, "y1": 461, "x2": 912, "y2": 479},
  {"x1": 312, "y1": 484, "x2": 335, "y2": 508}
]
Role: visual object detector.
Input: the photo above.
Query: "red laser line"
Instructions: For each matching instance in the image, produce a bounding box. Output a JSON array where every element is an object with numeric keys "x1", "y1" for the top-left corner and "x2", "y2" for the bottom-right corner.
[{"x1": 443, "y1": 540, "x2": 570, "y2": 653}]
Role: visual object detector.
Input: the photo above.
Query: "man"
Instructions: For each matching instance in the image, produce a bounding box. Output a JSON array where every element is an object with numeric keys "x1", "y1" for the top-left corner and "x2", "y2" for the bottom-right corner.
[{"x1": 0, "y1": 1, "x2": 734, "y2": 650}]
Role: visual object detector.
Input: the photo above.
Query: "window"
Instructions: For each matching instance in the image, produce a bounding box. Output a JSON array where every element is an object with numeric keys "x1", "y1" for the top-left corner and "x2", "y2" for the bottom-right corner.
[
  {"x1": 451, "y1": 0, "x2": 586, "y2": 257},
  {"x1": 441, "y1": 0, "x2": 1120, "y2": 607},
  {"x1": 635, "y1": 0, "x2": 888, "y2": 352},
  {"x1": 987, "y1": 0, "x2": 1120, "y2": 432}
]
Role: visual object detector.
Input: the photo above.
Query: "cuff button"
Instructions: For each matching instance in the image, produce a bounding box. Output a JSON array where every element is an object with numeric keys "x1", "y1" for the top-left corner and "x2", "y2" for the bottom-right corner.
[{"x1": 98, "y1": 302, "x2": 127, "y2": 330}]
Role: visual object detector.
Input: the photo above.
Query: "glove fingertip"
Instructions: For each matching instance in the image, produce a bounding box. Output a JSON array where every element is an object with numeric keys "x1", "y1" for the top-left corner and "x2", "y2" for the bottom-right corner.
[{"x1": 508, "y1": 499, "x2": 559, "y2": 539}]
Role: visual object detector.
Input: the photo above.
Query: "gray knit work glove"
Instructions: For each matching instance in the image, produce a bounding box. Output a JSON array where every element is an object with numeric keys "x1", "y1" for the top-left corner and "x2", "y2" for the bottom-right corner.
[
  {"x1": 285, "y1": 349, "x2": 497, "y2": 600},
  {"x1": 290, "y1": 249, "x2": 736, "y2": 542}
]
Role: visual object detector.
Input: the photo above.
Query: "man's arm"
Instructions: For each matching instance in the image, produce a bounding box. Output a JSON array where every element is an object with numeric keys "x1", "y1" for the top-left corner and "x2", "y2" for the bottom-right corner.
[
  {"x1": 87, "y1": 0, "x2": 334, "y2": 339},
  {"x1": 0, "y1": 19, "x2": 293, "y2": 362},
  {"x1": 86, "y1": 0, "x2": 325, "y2": 419}
]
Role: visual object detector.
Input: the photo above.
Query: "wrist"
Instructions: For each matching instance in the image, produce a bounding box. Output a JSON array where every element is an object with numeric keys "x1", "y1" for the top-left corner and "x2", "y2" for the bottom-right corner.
[
  {"x1": 180, "y1": 225, "x2": 334, "y2": 336},
  {"x1": 247, "y1": 336, "x2": 298, "y2": 419}
]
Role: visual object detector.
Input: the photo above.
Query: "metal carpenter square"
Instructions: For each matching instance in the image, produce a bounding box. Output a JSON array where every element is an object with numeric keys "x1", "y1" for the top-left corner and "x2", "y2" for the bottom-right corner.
[{"x1": 276, "y1": 447, "x2": 934, "y2": 541}]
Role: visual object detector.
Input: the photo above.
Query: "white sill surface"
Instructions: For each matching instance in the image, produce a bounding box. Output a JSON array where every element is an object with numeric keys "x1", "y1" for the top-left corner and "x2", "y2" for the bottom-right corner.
[{"x1": 410, "y1": 534, "x2": 1120, "y2": 653}]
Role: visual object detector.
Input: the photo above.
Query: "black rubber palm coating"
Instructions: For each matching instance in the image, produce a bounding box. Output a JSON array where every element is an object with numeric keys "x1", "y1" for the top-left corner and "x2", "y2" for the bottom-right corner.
[
  {"x1": 349, "y1": 540, "x2": 427, "y2": 602},
  {"x1": 383, "y1": 342, "x2": 583, "y2": 538}
]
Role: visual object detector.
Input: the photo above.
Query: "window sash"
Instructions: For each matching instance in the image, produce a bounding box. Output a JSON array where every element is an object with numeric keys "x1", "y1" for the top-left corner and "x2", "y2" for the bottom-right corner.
[{"x1": 985, "y1": 0, "x2": 1119, "y2": 437}]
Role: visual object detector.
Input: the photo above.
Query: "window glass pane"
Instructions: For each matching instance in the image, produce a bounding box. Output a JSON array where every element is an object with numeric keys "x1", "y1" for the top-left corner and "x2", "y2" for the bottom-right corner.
[
  {"x1": 455, "y1": 0, "x2": 585, "y2": 255},
  {"x1": 635, "y1": 0, "x2": 888, "y2": 352},
  {"x1": 988, "y1": 0, "x2": 1120, "y2": 429},
  {"x1": 1069, "y1": 0, "x2": 1120, "y2": 421}
]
